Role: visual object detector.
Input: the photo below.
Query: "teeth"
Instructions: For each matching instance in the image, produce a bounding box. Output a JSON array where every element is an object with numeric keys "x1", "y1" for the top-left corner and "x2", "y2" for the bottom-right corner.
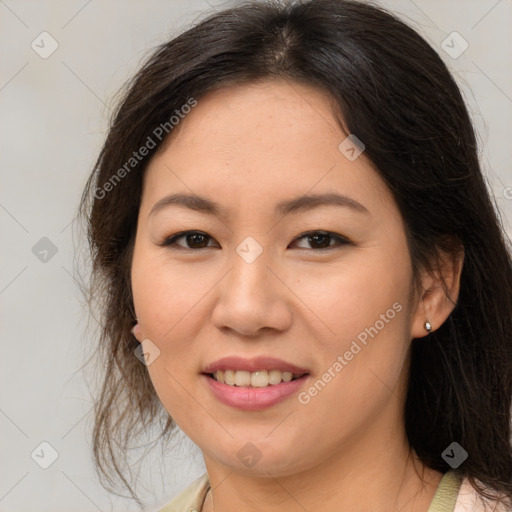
[
  {"x1": 212, "y1": 369, "x2": 301, "y2": 387},
  {"x1": 268, "y1": 370, "x2": 283, "y2": 385},
  {"x1": 235, "y1": 370, "x2": 251, "y2": 387}
]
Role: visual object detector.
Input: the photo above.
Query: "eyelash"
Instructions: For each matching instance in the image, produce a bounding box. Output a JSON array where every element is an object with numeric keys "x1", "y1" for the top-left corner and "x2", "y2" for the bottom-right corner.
[{"x1": 158, "y1": 230, "x2": 352, "y2": 251}]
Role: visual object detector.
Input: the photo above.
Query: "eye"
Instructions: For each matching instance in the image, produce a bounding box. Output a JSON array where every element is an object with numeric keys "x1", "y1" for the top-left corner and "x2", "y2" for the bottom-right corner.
[
  {"x1": 289, "y1": 231, "x2": 351, "y2": 250},
  {"x1": 158, "y1": 230, "x2": 351, "y2": 251},
  {"x1": 159, "y1": 231, "x2": 218, "y2": 250}
]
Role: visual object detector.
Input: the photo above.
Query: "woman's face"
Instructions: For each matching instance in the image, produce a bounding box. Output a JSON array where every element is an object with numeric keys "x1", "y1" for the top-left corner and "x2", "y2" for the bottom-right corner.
[{"x1": 131, "y1": 80, "x2": 425, "y2": 477}]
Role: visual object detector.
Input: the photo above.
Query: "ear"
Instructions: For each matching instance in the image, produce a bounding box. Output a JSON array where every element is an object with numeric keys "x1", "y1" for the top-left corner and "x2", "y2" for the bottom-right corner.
[{"x1": 410, "y1": 240, "x2": 465, "y2": 339}]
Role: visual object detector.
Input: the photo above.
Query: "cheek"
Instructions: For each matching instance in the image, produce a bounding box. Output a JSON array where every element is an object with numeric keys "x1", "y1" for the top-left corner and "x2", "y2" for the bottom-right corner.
[
  {"x1": 130, "y1": 250, "x2": 204, "y2": 428},
  {"x1": 132, "y1": 236, "x2": 412, "y2": 371},
  {"x1": 131, "y1": 246, "x2": 213, "y2": 340},
  {"x1": 130, "y1": 246, "x2": 220, "y2": 411},
  {"x1": 131, "y1": 232, "x2": 413, "y2": 422},
  {"x1": 293, "y1": 245, "x2": 412, "y2": 408},
  {"x1": 295, "y1": 248, "x2": 410, "y2": 346}
]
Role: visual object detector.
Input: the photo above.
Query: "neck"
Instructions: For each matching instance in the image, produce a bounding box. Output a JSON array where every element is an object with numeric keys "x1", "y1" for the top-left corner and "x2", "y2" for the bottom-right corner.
[{"x1": 202, "y1": 422, "x2": 442, "y2": 512}]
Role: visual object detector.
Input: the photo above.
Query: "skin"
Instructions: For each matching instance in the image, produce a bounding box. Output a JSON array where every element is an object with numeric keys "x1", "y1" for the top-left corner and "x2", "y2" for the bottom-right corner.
[{"x1": 130, "y1": 79, "x2": 464, "y2": 512}]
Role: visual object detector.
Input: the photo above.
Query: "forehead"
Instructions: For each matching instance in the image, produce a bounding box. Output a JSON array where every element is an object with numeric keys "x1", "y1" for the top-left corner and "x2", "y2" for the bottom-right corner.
[
  {"x1": 141, "y1": 79, "x2": 393, "y2": 219},
  {"x1": 161, "y1": 79, "x2": 342, "y2": 154}
]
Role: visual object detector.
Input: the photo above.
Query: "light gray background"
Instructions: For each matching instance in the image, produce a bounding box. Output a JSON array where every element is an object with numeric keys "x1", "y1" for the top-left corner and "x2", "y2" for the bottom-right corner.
[{"x1": 1, "y1": 0, "x2": 511, "y2": 511}]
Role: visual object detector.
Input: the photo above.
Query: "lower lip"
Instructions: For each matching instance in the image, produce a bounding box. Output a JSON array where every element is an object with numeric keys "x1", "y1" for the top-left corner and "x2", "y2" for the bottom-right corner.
[{"x1": 202, "y1": 374, "x2": 310, "y2": 411}]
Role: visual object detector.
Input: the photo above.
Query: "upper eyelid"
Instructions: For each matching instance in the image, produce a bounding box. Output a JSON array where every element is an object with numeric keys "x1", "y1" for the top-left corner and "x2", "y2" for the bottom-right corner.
[
  {"x1": 291, "y1": 232, "x2": 351, "y2": 248},
  {"x1": 160, "y1": 230, "x2": 350, "y2": 248}
]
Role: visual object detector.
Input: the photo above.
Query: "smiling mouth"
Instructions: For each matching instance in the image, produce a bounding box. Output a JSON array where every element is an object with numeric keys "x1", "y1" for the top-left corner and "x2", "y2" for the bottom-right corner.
[{"x1": 205, "y1": 370, "x2": 308, "y2": 387}]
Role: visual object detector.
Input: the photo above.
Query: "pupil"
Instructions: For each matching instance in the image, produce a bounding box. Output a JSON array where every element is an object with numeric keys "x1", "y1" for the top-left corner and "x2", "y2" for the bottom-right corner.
[
  {"x1": 188, "y1": 233, "x2": 207, "y2": 248},
  {"x1": 186, "y1": 233, "x2": 331, "y2": 249},
  {"x1": 310, "y1": 233, "x2": 330, "y2": 249}
]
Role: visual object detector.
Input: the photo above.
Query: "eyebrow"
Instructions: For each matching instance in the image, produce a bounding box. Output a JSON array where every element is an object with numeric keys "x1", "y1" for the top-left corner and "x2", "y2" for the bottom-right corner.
[{"x1": 149, "y1": 192, "x2": 370, "y2": 219}]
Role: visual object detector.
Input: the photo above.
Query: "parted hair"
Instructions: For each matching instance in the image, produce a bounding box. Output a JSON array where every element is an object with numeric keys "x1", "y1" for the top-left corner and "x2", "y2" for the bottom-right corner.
[{"x1": 78, "y1": 0, "x2": 512, "y2": 507}]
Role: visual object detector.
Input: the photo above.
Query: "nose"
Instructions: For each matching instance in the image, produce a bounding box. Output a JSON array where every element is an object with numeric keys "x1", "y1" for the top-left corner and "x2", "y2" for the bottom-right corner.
[{"x1": 210, "y1": 245, "x2": 293, "y2": 337}]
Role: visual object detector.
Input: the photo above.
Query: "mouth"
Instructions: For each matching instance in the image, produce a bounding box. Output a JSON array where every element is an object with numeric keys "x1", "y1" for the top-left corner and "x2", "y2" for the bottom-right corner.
[
  {"x1": 202, "y1": 355, "x2": 311, "y2": 389},
  {"x1": 204, "y1": 370, "x2": 309, "y2": 387},
  {"x1": 201, "y1": 356, "x2": 311, "y2": 409}
]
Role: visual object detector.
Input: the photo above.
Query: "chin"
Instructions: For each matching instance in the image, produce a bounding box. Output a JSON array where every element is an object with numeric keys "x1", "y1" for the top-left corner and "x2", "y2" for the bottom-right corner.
[{"x1": 204, "y1": 439, "x2": 312, "y2": 477}]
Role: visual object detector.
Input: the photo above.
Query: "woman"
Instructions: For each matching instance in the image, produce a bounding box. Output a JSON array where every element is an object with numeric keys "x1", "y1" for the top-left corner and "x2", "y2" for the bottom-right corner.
[{"x1": 79, "y1": 0, "x2": 512, "y2": 510}]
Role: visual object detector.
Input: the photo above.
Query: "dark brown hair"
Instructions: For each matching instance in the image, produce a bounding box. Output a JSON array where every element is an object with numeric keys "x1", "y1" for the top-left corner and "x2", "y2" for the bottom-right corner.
[{"x1": 78, "y1": 0, "x2": 512, "y2": 507}]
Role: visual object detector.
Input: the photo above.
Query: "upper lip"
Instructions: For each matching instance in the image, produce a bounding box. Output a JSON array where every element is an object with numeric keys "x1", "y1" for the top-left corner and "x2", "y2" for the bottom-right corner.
[{"x1": 202, "y1": 356, "x2": 310, "y2": 375}]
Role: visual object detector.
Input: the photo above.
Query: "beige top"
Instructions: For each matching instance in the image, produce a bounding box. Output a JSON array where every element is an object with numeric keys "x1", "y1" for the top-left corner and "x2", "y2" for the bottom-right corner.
[{"x1": 157, "y1": 470, "x2": 511, "y2": 512}]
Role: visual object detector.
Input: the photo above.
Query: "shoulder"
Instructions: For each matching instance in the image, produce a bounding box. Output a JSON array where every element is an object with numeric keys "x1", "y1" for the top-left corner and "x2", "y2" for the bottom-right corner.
[
  {"x1": 156, "y1": 473, "x2": 210, "y2": 512},
  {"x1": 429, "y1": 471, "x2": 511, "y2": 512},
  {"x1": 454, "y1": 475, "x2": 511, "y2": 512}
]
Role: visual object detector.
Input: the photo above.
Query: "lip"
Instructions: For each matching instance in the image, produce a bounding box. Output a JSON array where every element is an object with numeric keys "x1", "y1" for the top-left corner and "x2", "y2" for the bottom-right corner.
[
  {"x1": 202, "y1": 373, "x2": 310, "y2": 411},
  {"x1": 202, "y1": 356, "x2": 310, "y2": 375}
]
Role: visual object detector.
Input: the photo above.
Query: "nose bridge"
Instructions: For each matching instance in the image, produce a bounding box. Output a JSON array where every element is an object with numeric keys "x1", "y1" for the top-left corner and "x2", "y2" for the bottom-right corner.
[
  {"x1": 228, "y1": 237, "x2": 274, "y2": 303},
  {"x1": 211, "y1": 237, "x2": 291, "y2": 335}
]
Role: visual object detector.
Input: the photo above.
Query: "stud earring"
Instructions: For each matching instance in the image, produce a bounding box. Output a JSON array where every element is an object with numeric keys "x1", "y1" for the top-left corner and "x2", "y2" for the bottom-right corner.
[{"x1": 424, "y1": 320, "x2": 432, "y2": 333}]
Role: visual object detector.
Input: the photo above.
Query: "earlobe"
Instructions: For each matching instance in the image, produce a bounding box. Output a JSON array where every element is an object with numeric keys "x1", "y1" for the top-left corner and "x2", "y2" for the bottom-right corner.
[
  {"x1": 411, "y1": 292, "x2": 436, "y2": 340},
  {"x1": 410, "y1": 242, "x2": 464, "y2": 340},
  {"x1": 131, "y1": 322, "x2": 142, "y2": 342}
]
